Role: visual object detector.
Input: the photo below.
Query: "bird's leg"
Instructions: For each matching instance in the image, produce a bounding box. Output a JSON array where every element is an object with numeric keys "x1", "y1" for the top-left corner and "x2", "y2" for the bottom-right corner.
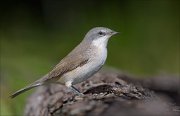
[
  {"x1": 65, "y1": 82, "x2": 84, "y2": 96},
  {"x1": 71, "y1": 85, "x2": 84, "y2": 96}
]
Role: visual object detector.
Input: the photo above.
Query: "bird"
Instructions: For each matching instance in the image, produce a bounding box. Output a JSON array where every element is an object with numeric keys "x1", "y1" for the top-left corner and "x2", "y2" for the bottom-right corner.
[{"x1": 10, "y1": 27, "x2": 119, "y2": 98}]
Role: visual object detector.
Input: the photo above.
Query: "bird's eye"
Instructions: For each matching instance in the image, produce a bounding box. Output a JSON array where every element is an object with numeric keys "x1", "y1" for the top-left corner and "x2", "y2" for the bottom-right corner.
[{"x1": 98, "y1": 31, "x2": 105, "y2": 36}]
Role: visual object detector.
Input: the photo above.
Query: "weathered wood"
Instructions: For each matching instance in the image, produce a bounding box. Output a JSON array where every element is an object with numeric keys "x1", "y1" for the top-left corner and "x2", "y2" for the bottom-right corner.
[{"x1": 25, "y1": 69, "x2": 180, "y2": 116}]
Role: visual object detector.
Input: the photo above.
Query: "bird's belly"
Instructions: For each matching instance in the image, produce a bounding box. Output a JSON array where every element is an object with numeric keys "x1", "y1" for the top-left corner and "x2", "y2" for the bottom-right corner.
[
  {"x1": 59, "y1": 60, "x2": 104, "y2": 85},
  {"x1": 59, "y1": 49, "x2": 107, "y2": 85},
  {"x1": 72, "y1": 62, "x2": 102, "y2": 84}
]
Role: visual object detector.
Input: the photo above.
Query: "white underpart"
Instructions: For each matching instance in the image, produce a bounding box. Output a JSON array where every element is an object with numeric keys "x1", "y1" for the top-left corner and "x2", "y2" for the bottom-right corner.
[
  {"x1": 59, "y1": 35, "x2": 110, "y2": 87},
  {"x1": 92, "y1": 35, "x2": 110, "y2": 48}
]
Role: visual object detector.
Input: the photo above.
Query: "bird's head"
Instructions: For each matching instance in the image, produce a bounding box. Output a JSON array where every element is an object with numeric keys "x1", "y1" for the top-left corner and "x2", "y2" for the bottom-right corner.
[{"x1": 83, "y1": 27, "x2": 119, "y2": 47}]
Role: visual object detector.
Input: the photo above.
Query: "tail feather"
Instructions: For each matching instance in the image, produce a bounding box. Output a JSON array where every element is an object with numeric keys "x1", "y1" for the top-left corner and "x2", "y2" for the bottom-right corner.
[
  {"x1": 10, "y1": 82, "x2": 43, "y2": 98},
  {"x1": 10, "y1": 74, "x2": 50, "y2": 98}
]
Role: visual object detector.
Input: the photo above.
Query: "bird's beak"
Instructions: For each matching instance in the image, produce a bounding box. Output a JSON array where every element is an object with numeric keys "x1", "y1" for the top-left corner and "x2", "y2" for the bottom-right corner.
[
  {"x1": 113, "y1": 31, "x2": 119, "y2": 35},
  {"x1": 110, "y1": 31, "x2": 119, "y2": 35}
]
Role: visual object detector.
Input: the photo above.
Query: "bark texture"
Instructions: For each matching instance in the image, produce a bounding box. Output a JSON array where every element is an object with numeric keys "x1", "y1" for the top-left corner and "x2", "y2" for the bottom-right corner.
[{"x1": 25, "y1": 69, "x2": 180, "y2": 116}]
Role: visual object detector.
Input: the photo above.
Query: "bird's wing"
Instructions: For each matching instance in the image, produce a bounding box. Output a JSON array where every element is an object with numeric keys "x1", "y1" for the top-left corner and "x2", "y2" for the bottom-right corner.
[
  {"x1": 43, "y1": 42, "x2": 91, "y2": 82},
  {"x1": 43, "y1": 53, "x2": 89, "y2": 83}
]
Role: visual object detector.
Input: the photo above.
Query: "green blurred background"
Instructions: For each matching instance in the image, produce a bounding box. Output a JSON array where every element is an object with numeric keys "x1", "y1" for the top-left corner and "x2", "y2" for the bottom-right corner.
[{"x1": 0, "y1": 0, "x2": 179, "y2": 115}]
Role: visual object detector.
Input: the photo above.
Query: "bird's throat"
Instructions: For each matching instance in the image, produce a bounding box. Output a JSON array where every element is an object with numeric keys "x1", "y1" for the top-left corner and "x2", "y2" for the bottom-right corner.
[{"x1": 92, "y1": 36, "x2": 109, "y2": 48}]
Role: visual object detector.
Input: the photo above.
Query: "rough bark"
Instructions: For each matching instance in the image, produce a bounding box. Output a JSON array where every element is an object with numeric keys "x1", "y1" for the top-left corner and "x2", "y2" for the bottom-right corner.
[{"x1": 25, "y1": 69, "x2": 180, "y2": 116}]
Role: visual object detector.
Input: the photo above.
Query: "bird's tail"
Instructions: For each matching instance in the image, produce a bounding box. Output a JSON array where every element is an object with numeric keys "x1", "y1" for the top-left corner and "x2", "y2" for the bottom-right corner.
[
  {"x1": 10, "y1": 74, "x2": 52, "y2": 98},
  {"x1": 10, "y1": 82, "x2": 43, "y2": 98}
]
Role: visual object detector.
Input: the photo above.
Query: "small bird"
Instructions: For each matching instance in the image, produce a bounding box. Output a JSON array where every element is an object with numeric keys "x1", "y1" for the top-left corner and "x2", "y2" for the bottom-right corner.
[{"x1": 10, "y1": 27, "x2": 118, "y2": 98}]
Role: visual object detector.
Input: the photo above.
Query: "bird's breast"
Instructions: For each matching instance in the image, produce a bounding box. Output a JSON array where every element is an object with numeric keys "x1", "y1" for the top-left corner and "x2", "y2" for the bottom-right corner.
[
  {"x1": 58, "y1": 46, "x2": 107, "y2": 85},
  {"x1": 93, "y1": 45, "x2": 107, "y2": 65}
]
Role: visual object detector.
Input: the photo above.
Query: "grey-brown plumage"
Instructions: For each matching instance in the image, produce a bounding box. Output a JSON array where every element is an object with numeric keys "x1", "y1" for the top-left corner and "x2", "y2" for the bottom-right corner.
[{"x1": 10, "y1": 27, "x2": 118, "y2": 98}]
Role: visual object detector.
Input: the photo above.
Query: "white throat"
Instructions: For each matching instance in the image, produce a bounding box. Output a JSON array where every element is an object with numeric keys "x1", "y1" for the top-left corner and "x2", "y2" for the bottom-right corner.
[{"x1": 92, "y1": 36, "x2": 110, "y2": 48}]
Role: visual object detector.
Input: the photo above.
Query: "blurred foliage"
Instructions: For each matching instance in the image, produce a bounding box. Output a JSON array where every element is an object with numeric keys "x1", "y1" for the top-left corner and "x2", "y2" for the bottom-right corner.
[{"x1": 0, "y1": 0, "x2": 179, "y2": 115}]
